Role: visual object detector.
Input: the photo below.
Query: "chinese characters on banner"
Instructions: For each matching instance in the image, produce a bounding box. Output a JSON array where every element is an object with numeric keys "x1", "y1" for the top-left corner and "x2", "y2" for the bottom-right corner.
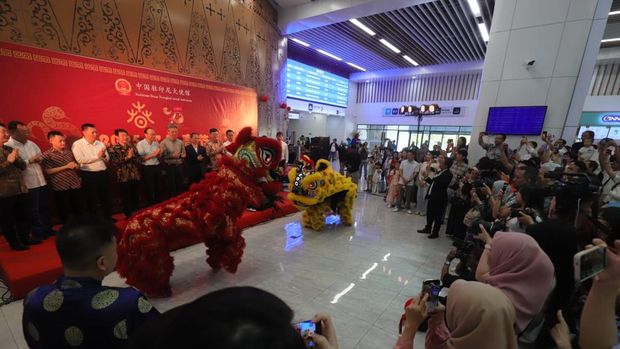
[{"x1": 0, "y1": 42, "x2": 258, "y2": 148}]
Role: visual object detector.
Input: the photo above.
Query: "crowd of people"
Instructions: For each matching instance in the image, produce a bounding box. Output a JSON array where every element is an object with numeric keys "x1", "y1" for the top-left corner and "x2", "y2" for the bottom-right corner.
[
  {"x1": 7, "y1": 125, "x2": 620, "y2": 349},
  {"x1": 0, "y1": 121, "x2": 288, "y2": 251}
]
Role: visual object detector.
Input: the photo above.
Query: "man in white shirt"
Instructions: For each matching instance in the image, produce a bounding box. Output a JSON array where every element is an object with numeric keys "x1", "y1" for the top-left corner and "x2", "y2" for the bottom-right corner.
[
  {"x1": 276, "y1": 132, "x2": 289, "y2": 166},
  {"x1": 6, "y1": 121, "x2": 53, "y2": 239},
  {"x1": 71, "y1": 123, "x2": 112, "y2": 219},
  {"x1": 394, "y1": 150, "x2": 420, "y2": 214},
  {"x1": 223, "y1": 129, "x2": 235, "y2": 156},
  {"x1": 136, "y1": 127, "x2": 161, "y2": 205}
]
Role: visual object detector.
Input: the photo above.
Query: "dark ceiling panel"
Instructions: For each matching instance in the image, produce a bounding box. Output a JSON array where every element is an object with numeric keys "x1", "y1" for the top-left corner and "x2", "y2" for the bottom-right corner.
[{"x1": 288, "y1": 0, "x2": 493, "y2": 72}]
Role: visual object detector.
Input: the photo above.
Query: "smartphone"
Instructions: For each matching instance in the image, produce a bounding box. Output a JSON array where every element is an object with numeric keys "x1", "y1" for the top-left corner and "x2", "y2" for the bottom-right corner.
[
  {"x1": 294, "y1": 320, "x2": 322, "y2": 347},
  {"x1": 422, "y1": 279, "x2": 441, "y2": 312},
  {"x1": 574, "y1": 245, "x2": 607, "y2": 283}
]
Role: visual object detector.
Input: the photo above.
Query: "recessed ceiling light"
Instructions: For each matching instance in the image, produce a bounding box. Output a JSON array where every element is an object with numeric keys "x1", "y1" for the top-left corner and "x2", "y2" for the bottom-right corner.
[
  {"x1": 290, "y1": 38, "x2": 310, "y2": 47},
  {"x1": 365, "y1": 80, "x2": 370, "y2": 83},
  {"x1": 347, "y1": 62, "x2": 366, "y2": 71},
  {"x1": 403, "y1": 55, "x2": 419, "y2": 66},
  {"x1": 317, "y1": 49, "x2": 343, "y2": 61},
  {"x1": 477, "y1": 22, "x2": 489, "y2": 42},
  {"x1": 349, "y1": 18, "x2": 376, "y2": 36},
  {"x1": 379, "y1": 39, "x2": 401, "y2": 53},
  {"x1": 610, "y1": 10, "x2": 620, "y2": 16},
  {"x1": 467, "y1": 0, "x2": 482, "y2": 17},
  {"x1": 411, "y1": 76, "x2": 416, "y2": 79},
  {"x1": 602, "y1": 37, "x2": 620, "y2": 43}
]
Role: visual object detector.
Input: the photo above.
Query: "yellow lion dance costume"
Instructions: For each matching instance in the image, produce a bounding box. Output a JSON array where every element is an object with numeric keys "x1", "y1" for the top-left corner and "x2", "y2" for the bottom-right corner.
[{"x1": 288, "y1": 159, "x2": 357, "y2": 230}]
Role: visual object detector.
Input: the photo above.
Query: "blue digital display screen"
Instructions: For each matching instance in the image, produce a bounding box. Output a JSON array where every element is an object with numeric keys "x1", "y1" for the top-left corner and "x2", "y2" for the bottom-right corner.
[
  {"x1": 486, "y1": 106, "x2": 547, "y2": 135},
  {"x1": 286, "y1": 59, "x2": 349, "y2": 108}
]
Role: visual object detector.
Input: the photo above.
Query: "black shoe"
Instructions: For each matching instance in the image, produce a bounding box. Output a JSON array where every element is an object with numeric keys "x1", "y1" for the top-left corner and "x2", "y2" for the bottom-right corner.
[
  {"x1": 417, "y1": 229, "x2": 429, "y2": 234},
  {"x1": 427, "y1": 233, "x2": 439, "y2": 239},
  {"x1": 9, "y1": 243, "x2": 29, "y2": 251},
  {"x1": 23, "y1": 238, "x2": 42, "y2": 245}
]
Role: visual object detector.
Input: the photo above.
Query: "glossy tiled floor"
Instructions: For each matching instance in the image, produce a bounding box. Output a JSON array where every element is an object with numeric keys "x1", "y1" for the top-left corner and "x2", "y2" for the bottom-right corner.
[{"x1": 0, "y1": 192, "x2": 453, "y2": 349}]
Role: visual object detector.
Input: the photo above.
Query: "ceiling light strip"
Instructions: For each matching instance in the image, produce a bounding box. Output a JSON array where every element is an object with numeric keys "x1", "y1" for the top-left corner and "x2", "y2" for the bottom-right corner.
[
  {"x1": 610, "y1": 10, "x2": 620, "y2": 16},
  {"x1": 403, "y1": 55, "x2": 419, "y2": 66},
  {"x1": 316, "y1": 49, "x2": 343, "y2": 61},
  {"x1": 467, "y1": 0, "x2": 482, "y2": 17},
  {"x1": 602, "y1": 37, "x2": 620, "y2": 43},
  {"x1": 290, "y1": 38, "x2": 310, "y2": 47},
  {"x1": 477, "y1": 22, "x2": 489, "y2": 42},
  {"x1": 379, "y1": 39, "x2": 401, "y2": 53},
  {"x1": 349, "y1": 18, "x2": 376, "y2": 36},
  {"x1": 346, "y1": 62, "x2": 366, "y2": 71}
]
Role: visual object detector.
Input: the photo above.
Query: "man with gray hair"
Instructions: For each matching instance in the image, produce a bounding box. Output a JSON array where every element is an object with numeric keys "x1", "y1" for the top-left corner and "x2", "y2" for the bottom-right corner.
[{"x1": 159, "y1": 124, "x2": 186, "y2": 196}]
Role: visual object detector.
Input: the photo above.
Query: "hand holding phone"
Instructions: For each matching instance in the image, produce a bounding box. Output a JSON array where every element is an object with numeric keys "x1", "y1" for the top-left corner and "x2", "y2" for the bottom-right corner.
[
  {"x1": 306, "y1": 313, "x2": 338, "y2": 349},
  {"x1": 574, "y1": 245, "x2": 607, "y2": 283},
  {"x1": 294, "y1": 320, "x2": 322, "y2": 348},
  {"x1": 422, "y1": 279, "x2": 442, "y2": 313}
]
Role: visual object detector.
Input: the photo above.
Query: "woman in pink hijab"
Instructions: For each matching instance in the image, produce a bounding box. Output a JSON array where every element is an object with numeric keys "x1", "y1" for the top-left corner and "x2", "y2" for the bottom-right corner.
[
  {"x1": 393, "y1": 280, "x2": 518, "y2": 349},
  {"x1": 475, "y1": 230, "x2": 555, "y2": 333}
]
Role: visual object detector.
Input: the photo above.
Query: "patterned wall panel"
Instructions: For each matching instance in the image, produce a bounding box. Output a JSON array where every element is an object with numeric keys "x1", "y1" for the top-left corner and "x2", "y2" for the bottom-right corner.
[
  {"x1": 356, "y1": 71, "x2": 483, "y2": 104},
  {"x1": 0, "y1": 0, "x2": 286, "y2": 135}
]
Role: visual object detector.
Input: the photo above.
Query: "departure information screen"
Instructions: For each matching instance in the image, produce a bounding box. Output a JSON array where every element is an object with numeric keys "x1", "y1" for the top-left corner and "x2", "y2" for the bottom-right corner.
[
  {"x1": 486, "y1": 106, "x2": 547, "y2": 135},
  {"x1": 286, "y1": 59, "x2": 349, "y2": 108}
]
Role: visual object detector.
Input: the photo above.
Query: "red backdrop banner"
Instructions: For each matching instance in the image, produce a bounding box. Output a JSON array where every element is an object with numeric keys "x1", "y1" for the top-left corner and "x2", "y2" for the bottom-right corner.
[{"x1": 0, "y1": 42, "x2": 258, "y2": 147}]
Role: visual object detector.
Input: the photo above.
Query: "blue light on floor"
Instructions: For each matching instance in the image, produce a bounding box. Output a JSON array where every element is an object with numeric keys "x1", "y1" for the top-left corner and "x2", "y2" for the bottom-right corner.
[
  {"x1": 284, "y1": 222, "x2": 304, "y2": 252},
  {"x1": 325, "y1": 214, "x2": 341, "y2": 225}
]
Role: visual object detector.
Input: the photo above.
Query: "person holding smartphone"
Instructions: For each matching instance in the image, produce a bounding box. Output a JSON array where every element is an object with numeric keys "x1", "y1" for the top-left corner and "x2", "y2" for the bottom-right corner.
[{"x1": 393, "y1": 280, "x2": 518, "y2": 349}]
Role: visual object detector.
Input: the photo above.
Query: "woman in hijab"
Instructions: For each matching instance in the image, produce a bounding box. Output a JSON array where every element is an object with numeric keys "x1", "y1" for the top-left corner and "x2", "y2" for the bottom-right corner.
[
  {"x1": 475, "y1": 230, "x2": 555, "y2": 333},
  {"x1": 393, "y1": 280, "x2": 518, "y2": 349}
]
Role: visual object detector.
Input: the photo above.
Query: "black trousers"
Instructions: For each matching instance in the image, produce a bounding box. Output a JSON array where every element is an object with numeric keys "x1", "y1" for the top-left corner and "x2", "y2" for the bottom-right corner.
[
  {"x1": 165, "y1": 164, "x2": 185, "y2": 197},
  {"x1": 446, "y1": 202, "x2": 467, "y2": 239},
  {"x1": 119, "y1": 180, "x2": 140, "y2": 218},
  {"x1": 80, "y1": 170, "x2": 111, "y2": 218},
  {"x1": 142, "y1": 165, "x2": 161, "y2": 205},
  {"x1": 425, "y1": 197, "x2": 448, "y2": 235},
  {"x1": 186, "y1": 165, "x2": 203, "y2": 185},
  {"x1": 54, "y1": 188, "x2": 83, "y2": 223},
  {"x1": 0, "y1": 194, "x2": 30, "y2": 245},
  {"x1": 26, "y1": 185, "x2": 53, "y2": 238}
]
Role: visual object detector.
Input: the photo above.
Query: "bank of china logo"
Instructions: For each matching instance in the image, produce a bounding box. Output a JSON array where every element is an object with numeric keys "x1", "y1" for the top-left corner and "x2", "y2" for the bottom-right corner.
[{"x1": 115, "y1": 79, "x2": 132, "y2": 96}]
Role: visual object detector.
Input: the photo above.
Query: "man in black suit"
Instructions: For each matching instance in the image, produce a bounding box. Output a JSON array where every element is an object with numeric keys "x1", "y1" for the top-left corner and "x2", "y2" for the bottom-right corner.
[
  {"x1": 418, "y1": 155, "x2": 454, "y2": 239},
  {"x1": 185, "y1": 132, "x2": 208, "y2": 184}
]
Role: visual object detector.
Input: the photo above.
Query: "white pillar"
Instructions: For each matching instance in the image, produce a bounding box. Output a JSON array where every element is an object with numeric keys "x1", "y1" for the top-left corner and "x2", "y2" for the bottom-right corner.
[{"x1": 469, "y1": 0, "x2": 612, "y2": 164}]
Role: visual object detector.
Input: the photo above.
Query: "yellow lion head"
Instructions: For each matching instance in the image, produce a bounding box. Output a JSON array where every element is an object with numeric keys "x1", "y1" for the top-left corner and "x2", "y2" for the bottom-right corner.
[{"x1": 288, "y1": 159, "x2": 341, "y2": 208}]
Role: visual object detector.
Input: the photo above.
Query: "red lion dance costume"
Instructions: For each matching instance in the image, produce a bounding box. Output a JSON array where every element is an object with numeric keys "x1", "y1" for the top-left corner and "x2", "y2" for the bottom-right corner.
[{"x1": 116, "y1": 127, "x2": 282, "y2": 297}]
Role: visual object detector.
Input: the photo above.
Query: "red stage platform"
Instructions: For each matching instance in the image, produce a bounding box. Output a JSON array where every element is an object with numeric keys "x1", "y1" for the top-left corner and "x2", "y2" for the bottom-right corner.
[{"x1": 0, "y1": 194, "x2": 297, "y2": 300}]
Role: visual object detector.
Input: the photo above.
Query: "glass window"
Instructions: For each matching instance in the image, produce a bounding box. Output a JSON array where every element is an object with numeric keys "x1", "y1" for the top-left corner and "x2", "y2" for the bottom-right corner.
[
  {"x1": 397, "y1": 131, "x2": 410, "y2": 150},
  {"x1": 385, "y1": 130, "x2": 398, "y2": 148},
  {"x1": 429, "y1": 132, "x2": 444, "y2": 149}
]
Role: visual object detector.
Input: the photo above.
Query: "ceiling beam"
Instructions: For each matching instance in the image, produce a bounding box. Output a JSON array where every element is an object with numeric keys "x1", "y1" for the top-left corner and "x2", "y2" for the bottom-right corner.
[{"x1": 279, "y1": 0, "x2": 435, "y2": 34}]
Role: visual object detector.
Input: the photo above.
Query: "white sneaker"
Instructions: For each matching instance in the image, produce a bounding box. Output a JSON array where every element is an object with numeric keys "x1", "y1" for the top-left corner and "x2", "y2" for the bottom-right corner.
[
  {"x1": 407, "y1": 210, "x2": 413, "y2": 214},
  {"x1": 392, "y1": 207, "x2": 400, "y2": 212}
]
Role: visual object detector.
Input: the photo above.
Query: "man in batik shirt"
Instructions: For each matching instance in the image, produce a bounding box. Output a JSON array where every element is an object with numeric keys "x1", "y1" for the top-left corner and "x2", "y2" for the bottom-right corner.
[
  {"x1": 109, "y1": 129, "x2": 142, "y2": 218},
  {"x1": 205, "y1": 128, "x2": 225, "y2": 172},
  {"x1": 22, "y1": 215, "x2": 160, "y2": 349}
]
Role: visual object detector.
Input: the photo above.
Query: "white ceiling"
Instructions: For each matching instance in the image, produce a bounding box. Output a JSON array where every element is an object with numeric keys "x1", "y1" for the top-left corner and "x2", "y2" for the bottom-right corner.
[{"x1": 273, "y1": 0, "x2": 313, "y2": 9}]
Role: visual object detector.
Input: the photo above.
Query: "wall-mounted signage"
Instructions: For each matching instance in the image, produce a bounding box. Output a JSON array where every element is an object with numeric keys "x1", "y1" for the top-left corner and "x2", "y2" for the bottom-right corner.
[
  {"x1": 383, "y1": 106, "x2": 464, "y2": 117},
  {"x1": 580, "y1": 112, "x2": 620, "y2": 126}
]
